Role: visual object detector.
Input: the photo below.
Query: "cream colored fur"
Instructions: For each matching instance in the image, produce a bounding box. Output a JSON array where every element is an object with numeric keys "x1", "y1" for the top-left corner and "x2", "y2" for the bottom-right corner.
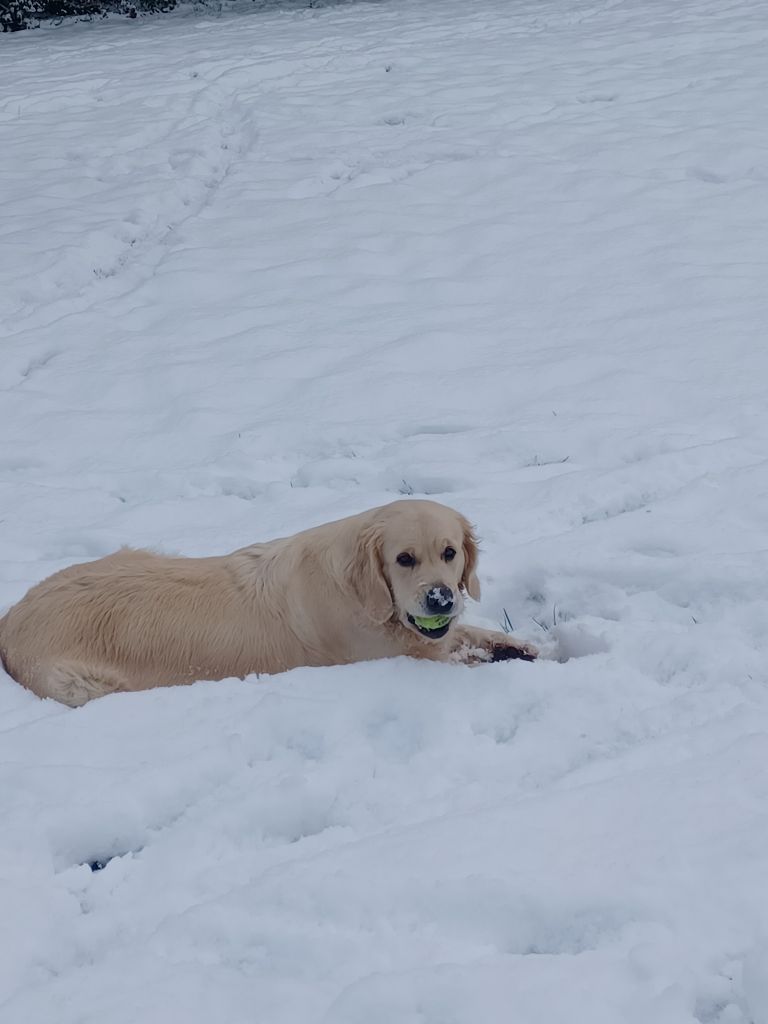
[{"x1": 0, "y1": 500, "x2": 536, "y2": 707}]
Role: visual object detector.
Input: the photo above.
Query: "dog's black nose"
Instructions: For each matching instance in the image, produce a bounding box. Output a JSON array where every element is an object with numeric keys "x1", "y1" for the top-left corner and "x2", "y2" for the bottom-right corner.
[{"x1": 425, "y1": 585, "x2": 454, "y2": 614}]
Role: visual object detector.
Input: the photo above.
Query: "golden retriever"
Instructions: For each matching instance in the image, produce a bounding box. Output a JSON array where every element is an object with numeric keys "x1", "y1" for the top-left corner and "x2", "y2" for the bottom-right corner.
[{"x1": 0, "y1": 500, "x2": 536, "y2": 707}]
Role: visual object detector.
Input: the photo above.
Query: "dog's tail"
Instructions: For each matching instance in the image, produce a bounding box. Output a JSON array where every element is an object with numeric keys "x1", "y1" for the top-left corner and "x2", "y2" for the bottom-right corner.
[{"x1": 0, "y1": 613, "x2": 8, "y2": 676}]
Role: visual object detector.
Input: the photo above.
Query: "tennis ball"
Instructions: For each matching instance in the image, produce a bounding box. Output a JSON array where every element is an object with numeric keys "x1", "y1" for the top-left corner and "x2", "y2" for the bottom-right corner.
[{"x1": 412, "y1": 614, "x2": 451, "y2": 630}]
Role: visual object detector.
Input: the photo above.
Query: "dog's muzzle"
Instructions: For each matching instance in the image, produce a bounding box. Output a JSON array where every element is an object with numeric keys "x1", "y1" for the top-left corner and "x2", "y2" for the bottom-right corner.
[{"x1": 405, "y1": 585, "x2": 461, "y2": 639}]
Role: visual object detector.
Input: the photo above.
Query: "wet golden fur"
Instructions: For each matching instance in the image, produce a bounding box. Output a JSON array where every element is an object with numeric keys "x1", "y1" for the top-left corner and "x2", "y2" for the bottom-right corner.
[{"x1": 0, "y1": 500, "x2": 536, "y2": 707}]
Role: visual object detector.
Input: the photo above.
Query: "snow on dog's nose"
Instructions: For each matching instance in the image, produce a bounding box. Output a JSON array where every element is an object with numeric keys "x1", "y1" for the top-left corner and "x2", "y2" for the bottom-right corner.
[{"x1": 425, "y1": 585, "x2": 454, "y2": 614}]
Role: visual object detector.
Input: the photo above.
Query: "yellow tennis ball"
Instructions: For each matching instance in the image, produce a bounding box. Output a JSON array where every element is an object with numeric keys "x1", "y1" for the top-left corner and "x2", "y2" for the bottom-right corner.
[{"x1": 412, "y1": 614, "x2": 451, "y2": 630}]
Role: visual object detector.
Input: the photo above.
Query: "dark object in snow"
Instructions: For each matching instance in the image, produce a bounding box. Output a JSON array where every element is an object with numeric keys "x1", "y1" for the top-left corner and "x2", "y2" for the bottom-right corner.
[{"x1": 490, "y1": 641, "x2": 537, "y2": 663}]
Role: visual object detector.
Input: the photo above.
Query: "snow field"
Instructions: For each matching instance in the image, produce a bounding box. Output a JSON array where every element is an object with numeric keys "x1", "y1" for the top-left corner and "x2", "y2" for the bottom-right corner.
[{"x1": 2, "y1": 0, "x2": 768, "y2": 1020}]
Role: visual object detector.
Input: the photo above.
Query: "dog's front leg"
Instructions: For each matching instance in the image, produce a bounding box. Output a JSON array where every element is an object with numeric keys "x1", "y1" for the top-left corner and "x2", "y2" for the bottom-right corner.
[{"x1": 449, "y1": 625, "x2": 537, "y2": 665}]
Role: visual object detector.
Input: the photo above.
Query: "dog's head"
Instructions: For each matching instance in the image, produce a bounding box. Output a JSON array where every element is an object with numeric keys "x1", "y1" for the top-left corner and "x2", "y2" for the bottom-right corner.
[{"x1": 351, "y1": 500, "x2": 480, "y2": 640}]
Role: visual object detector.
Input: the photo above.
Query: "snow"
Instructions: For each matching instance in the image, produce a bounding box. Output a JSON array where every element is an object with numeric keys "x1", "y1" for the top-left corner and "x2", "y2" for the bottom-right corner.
[
  {"x1": 2, "y1": 0, "x2": 768, "y2": 1020},
  {"x1": 426, "y1": 586, "x2": 453, "y2": 609}
]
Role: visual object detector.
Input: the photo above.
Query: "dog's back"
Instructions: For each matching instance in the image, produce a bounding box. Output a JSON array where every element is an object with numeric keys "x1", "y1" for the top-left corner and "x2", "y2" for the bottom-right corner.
[{"x1": 0, "y1": 549, "x2": 275, "y2": 705}]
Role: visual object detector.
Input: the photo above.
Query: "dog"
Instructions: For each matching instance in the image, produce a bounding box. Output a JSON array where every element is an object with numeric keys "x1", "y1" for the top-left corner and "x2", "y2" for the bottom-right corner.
[{"x1": 0, "y1": 500, "x2": 536, "y2": 707}]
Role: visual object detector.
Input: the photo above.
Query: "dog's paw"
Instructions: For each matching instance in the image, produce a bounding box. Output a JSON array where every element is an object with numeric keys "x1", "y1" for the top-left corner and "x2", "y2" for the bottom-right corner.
[
  {"x1": 449, "y1": 627, "x2": 538, "y2": 666},
  {"x1": 489, "y1": 639, "x2": 538, "y2": 663}
]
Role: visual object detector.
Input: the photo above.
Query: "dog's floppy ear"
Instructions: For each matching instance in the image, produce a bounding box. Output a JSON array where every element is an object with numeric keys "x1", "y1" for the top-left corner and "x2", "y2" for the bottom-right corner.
[
  {"x1": 350, "y1": 523, "x2": 394, "y2": 624},
  {"x1": 460, "y1": 517, "x2": 481, "y2": 601}
]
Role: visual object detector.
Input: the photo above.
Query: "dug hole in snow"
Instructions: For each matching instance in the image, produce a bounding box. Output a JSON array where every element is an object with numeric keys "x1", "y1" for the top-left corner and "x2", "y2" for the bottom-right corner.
[{"x1": 2, "y1": 0, "x2": 768, "y2": 1021}]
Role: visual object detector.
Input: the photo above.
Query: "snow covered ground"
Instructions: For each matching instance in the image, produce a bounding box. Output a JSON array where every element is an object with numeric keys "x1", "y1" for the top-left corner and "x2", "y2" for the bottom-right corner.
[{"x1": 2, "y1": 0, "x2": 768, "y2": 1019}]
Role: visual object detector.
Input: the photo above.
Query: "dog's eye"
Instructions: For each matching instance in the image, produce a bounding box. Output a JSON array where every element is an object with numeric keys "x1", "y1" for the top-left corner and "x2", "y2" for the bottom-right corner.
[
  {"x1": 443, "y1": 547, "x2": 457, "y2": 562},
  {"x1": 396, "y1": 552, "x2": 416, "y2": 568}
]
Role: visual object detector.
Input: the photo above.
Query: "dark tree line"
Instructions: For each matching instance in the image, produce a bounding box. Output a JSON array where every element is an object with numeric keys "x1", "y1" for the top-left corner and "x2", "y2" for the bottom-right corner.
[{"x1": 2, "y1": 0, "x2": 175, "y2": 31}]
